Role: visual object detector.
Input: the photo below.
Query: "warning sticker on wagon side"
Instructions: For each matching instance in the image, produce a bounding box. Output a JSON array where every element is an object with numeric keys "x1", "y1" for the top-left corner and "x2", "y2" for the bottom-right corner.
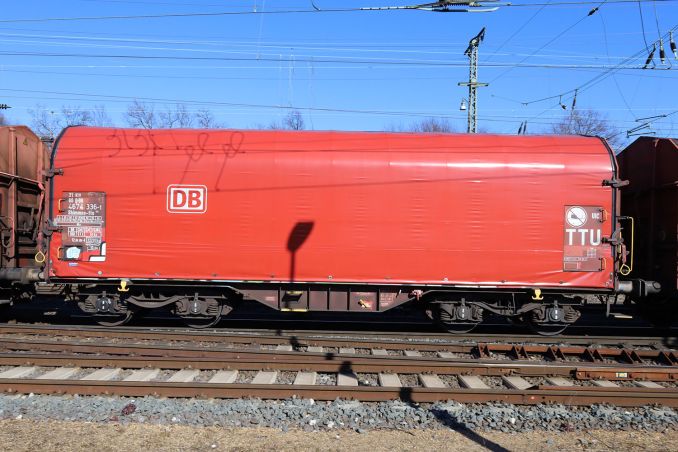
[
  {"x1": 563, "y1": 205, "x2": 604, "y2": 272},
  {"x1": 54, "y1": 192, "x2": 106, "y2": 261}
]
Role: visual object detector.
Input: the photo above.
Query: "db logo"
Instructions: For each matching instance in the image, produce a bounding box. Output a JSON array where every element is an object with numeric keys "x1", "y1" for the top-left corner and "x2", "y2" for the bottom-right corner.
[{"x1": 167, "y1": 185, "x2": 207, "y2": 214}]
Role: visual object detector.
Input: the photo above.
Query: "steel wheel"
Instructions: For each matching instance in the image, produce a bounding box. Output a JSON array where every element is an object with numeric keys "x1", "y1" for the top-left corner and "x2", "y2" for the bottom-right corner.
[
  {"x1": 95, "y1": 310, "x2": 134, "y2": 327},
  {"x1": 181, "y1": 312, "x2": 222, "y2": 329},
  {"x1": 439, "y1": 320, "x2": 480, "y2": 334},
  {"x1": 178, "y1": 297, "x2": 230, "y2": 329},
  {"x1": 527, "y1": 320, "x2": 569, "y2": 336}
]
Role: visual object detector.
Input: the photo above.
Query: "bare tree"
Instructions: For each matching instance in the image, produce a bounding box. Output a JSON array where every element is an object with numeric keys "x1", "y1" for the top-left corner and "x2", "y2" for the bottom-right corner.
[
  {"x1": 383, "y1": 122, "x2": 406, "y2": 132},
  {"x1": 91, "y1": 105, "x2": 113, "y2": 127},
  {"x1": 268, "y1": 110, "x2": 305, "y2": 130},
  {"x1": 159, "y1": 103, "x2": 194, "y2": 128},
  {"x1": 195, "y1": 109, "x2": 221, "y2": 129},
  {"x1": 0, "y1": 113, "x2": 7, "y2": 126},
  {"x1": 64, "y1": 106, "x2": 97, "y2": 129},
  {"x1": 126, "y1": 100, "x2": 157, "y2": 129},
  {"x1": 267, "y1": 120, "x2": 281, "y2": 130},
  {"x1": 28, "y1": 106, "x2": 61, "y2": 137},
  {"x1": 385, "y1": 117, "x2": 455, "y2": 133},
  {"x1": 283, "y1": 110, "x2": 304, "y2": 130},
  {"x1": 62, "y1": 104, "x2": 111, "y2": 127},
  {"x1": 411, "y1": 117, "x2": 454, "y2": 133},
  {"x1": 127, "y1": 102, "x2": 223, "y2": 129},
  {"x1": 551, "y1": 109, "x2": 620, "y2": 148},
  {"x1": 29, "y1": 104, "x2": 112, "y2": 137}
]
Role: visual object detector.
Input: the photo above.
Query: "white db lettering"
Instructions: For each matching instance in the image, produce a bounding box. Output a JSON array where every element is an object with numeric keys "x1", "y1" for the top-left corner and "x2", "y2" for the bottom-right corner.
[{"x1": 167, "y1": 185, "x2": 207, "y2": 214}]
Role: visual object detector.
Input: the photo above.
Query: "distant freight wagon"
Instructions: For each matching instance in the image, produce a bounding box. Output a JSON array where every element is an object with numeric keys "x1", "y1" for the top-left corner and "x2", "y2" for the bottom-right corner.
[
  {"x1": 0, "y1": 126, "x2": 662, "y2": 333},
  {"x1": 618, "y1": 137, "x2": 678, "y2": 322}
]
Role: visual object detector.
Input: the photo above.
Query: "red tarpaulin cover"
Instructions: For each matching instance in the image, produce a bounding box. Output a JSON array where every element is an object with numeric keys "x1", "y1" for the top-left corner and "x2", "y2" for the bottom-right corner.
[{"x1": 48, "y1": 127, "x2": 616, "y2": 289}]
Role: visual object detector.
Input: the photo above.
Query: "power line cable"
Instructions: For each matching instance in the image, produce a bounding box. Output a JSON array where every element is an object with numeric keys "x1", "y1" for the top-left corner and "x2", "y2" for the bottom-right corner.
[
  {"x1": 637, "y1": 0, "x2": 651, "y2": 51},
  {"x1": 653, "y1": 0, "x2": 663, "y2": 39},
  {"x1": 3, "y1": 49, "x2": 673, "y2": 70},
  {"x1": 523, "y1": 23, "x2": 678, "y2": 106},
  {"x1": 4, "y1": 35, "x2": 666, "y2": 63},
  {"x1": 502, "y1": 0, "x2": 676, "y2": 8},
  {"x1": 0, "y1": 8, "x2": 360, "y2": 24},
  {"x1": 4, "y1": 65, "x2": 677, "y2": 81},
  {"x1": 5, "y1": 32, "x2": 664, "y2": 61},
  {"x1": 0, "y1": 0, "x2": 676, "y2": 23},
  {"x1": 485, "y1": 0, "x2": 552, "y2": 62},
  {"x1": 489, "y1": 1, "x2": 608, "y2": 84},
  {"x1": 600, "y1": 9, "x2": 637, "y2": 119},
  {"x1": 0, "y1": 26, "x2": 658, "y2": 47},
  {"x1": 77, "y1": 0, "x2": 237, "y2": 6},
  {"x1": 2, "y1": 86, "x2": 659, "y2": 126},
  {"x1": 507, "y1": 0, "x2": 676, "y2": 5},
  {"x1": 0, "y1": 50, "x2": 494, "y2": 66},
  {"x1": 0, "y1": 87, "x2": 499, "y2": 119}
]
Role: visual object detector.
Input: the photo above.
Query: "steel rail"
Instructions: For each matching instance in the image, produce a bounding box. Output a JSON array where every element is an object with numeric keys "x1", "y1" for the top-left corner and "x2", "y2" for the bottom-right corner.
[
  {"x1": 0, "y1": 324, "x2": 675, "y2": 348},
  {"x1": 0, "y1": 351, "x2": 676, "y2": 381},
  {"x1": 0, "y1": 331, "x2": 480, "y2": 352},
  {"x1": 0, "y1": 327, "x2": 676, "y2": 356},
  {"x1": 1, "y1": 335, "x2": 678, "y2": 370},
  {"x1": 0, "y1": 336, "x2": 477, "y2": 354},
  {"x1": 0, "y1": 379, "x2": 675, "y2": 406}
]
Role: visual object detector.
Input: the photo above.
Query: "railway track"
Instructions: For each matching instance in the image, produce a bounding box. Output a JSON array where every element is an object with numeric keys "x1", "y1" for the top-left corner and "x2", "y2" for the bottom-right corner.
[
  {"x1": 1, "y1": 323, "x2": 676, "y2": 346},
  {"x1": 0, "y1": 324, "x2": 676, "y2": 406}
]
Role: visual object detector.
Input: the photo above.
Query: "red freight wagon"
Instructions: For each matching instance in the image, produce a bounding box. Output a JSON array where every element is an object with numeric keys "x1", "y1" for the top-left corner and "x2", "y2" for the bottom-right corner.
[
  {"x1": 0, "y1": 126, "x2": 48, "y2": 297},
  {"x1": 618, "y1": 137, "x2": 678, "y2": 302},
  {"x1": 45, "y1": 127, "x2": 630, "y2": 332}
]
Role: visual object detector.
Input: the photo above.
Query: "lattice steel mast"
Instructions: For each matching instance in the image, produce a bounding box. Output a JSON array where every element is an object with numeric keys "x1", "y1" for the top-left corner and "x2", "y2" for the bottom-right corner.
[{"x1": 459, "y1": 28, "x2": 488, "y2": 133}]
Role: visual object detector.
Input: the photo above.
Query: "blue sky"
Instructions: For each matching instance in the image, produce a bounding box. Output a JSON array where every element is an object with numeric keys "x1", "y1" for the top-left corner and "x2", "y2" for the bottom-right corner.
[{"x1": 1, "y1": 0, "x2": 677, "y2": 145}]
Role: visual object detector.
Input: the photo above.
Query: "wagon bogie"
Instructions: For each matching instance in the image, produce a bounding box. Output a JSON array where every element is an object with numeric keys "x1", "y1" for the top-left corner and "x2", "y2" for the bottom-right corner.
[
  {"x1": 424, "y1": 289, "x2": 584, "y2": 334},
  {"x1": 77, "y1": 292, "x2": 135, "y2": 326},
  {"x1": 73, "y1": 285, "x2": 237, "y2": 327}
]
